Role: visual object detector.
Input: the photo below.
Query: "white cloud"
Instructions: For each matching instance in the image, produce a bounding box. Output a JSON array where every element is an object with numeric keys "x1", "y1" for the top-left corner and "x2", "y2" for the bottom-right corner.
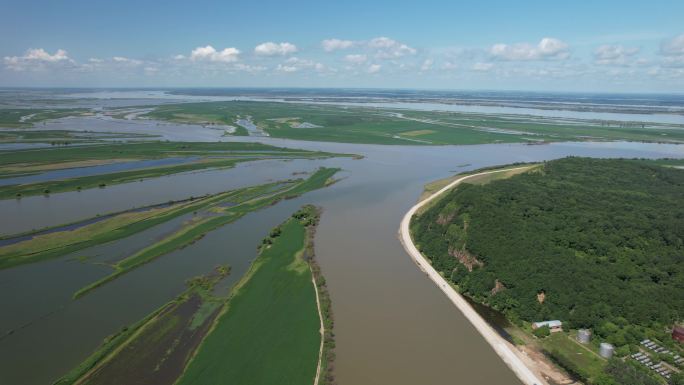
[
  {"x1": 112, "y1": 56, "x2": 143, "y2": 66},
  {"x1": 4, "y1": 48, "x2": 73, "y2": 71},
  {"x1": 344, "y1": 54, "x2": 367, "y2": 64},
  {"x1": 661, "y1": 34, "x2": 684, "y2": 56},
  {"x1": 441, "y1": 61, "x2": 458, "y2": 70},
  {"x1": 369, "y1": 37, "x2": 416, "y2": 59},
  {"x1": 367, "y1": 64, "x2": 381, "y2": 73},
  {"x1": 322, "y1": 39, "x2": 354, "y2": 52},
  {"x1": 254, "y1": 42, "x2": 298, "y2": 56},
  {"x1": 659, "y1": 34, "x2": 684, "y2": 68},
  {"x1": 190, "y1": 45, "x2": 241, "y2": 63},
  {"x1": 276, "y1": 57, "x2": 326, "y2": 73},
  {"x1": 24, "y1": 48, "x2": 69, "y2": 62},
  {"x1": 233, "y1": 63, "x2": 267, "y2": 73},
  {"x1": 490, "y1": 38, "x2": 569, "y2": 61},
  {"x1": 276, "y1": 64, "x2": 298, "y2": 72},
  {"x1": 321, "y1": 37, "x2": 416, "y2": 61},
  {"x1": 420, "y1": 59, "x2": 433, "y2": 71},
  {"x1": 593, "y1": 45, "x2": 640, "y2": 66},
  {"x1": 472, "y1": 62, "x2": 494, "y2": 72}
]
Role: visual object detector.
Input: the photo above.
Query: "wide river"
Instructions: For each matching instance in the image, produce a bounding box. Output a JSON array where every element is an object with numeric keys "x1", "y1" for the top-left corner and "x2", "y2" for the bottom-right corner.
[{"x1": 1, "y1": 116, "x2": 683, "y2": 385}]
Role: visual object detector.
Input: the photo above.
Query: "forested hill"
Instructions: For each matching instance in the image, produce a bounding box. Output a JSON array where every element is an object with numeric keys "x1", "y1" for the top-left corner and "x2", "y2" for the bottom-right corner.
[{"x1": 412, "y1": 157, "x2": 684, "y2": 345}]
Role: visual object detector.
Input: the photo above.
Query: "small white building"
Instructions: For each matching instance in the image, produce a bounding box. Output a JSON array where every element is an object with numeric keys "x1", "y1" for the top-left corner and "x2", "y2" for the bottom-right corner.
[{"x1": 532, "y1": 320, "x2": 563, "y2": 333}]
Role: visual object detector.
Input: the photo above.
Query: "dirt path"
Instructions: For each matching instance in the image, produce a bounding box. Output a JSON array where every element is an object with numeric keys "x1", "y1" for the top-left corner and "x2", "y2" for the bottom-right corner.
[
  {"x1": 311, "y1": 271, "x2": 325, "y2": 385},
  {"x1": 398, "y1": 166, "x2": 547, "y2": 385}
]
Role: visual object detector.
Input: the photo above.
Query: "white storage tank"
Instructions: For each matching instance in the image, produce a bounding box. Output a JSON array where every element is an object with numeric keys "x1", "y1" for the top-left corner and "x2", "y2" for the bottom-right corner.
[
  {"x1": 599, "y1": 342, "x2": 614, "y2": 358},
  {"x1": 577, "y1": 329, "x2": 591, "y2": 344}
]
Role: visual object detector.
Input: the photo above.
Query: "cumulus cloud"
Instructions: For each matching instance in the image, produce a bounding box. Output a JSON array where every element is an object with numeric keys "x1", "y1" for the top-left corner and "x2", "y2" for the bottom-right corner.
[
  {"x1": 233, "y1": 63, "x2": 267, "y2": 73},
  {"x1": 4, "y1": 48, "x2": 74, "y2": 71},
  {"x1": 472, "y1": 62, "x2": 494, "y2": 72},
  {"x1": 276, "y1": 57, "x2": 326, "y2": 73},
  {"x1": 254, "y1": 42, "x2": 298, "y2": 56},
  {"x1": 190, "y1": 45, "x2": 240, "y2": 63},
  {"x1": 659, "y1": 34, "x2": 684, "y2": 68},
  {"x1": 490, "y1": 38, "x2": 569, "y2": 61},
  {"x1": 593, "y1": 45, "x2": 640, "y2": 66},
  {"x1": 441, "y1": 61, "x2": 458, "y2": 71},
  {"x1": 367, "y1": 64, "x2": 381, "y2": 73},
  {"x1": 322, "y1": 39, "x2": 354, "y2": 52},
  {"x1": 344, "y1": 54, "x2": 367, "y2": 64},
  {"x1": 661, "y1": 34, "x2": 684, "y2": 56},
  {"x1": 321, "y1": 36, "x2": 418, "y2": 60},
  {"x1": 112, "y1": 56, "x2": 143, "y2": 66},
  {"x1": 368, "y1": 37, "x2": 416, "y2": 59}
]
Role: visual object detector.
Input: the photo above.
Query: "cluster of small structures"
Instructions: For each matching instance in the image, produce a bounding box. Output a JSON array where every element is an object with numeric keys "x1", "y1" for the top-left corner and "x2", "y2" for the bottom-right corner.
[{"x1": 630, "y1": 339, "x2": 683, "y2": 380}]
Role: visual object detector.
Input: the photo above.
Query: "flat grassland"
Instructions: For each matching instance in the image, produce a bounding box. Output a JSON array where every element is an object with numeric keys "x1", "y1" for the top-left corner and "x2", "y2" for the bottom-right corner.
[
  {"x1": 143, "y1": 100, "x2": 684, "y2": 145},
  {"x1": 541, "y1": 332, "x2": 607, "y2": 381},
  {"x1": 177, "y1": 209, "x2": 320, "y2": 385}
]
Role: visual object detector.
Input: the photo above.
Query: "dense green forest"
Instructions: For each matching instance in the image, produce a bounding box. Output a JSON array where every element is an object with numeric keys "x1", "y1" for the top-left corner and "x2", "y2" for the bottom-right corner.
[{"x1": 412, "y1": 157, "x2": 684, "y2": 350}]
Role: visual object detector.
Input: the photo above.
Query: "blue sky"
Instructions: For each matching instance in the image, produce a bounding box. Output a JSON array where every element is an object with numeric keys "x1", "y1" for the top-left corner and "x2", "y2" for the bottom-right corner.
[{"x1": 1, "y1": 0, "x2": 684, "y2": 91}]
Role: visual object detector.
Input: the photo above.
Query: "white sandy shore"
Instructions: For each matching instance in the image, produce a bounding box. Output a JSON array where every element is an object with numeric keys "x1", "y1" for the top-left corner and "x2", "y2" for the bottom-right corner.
[{"x1": 399, "y1": 167, "x2": 545, "y2": 385}]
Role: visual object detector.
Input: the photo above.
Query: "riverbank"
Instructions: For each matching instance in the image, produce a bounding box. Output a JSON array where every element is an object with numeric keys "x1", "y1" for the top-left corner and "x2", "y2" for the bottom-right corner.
[{"x1": 399, "y1": 166, "x2": 546, "y2": 385}]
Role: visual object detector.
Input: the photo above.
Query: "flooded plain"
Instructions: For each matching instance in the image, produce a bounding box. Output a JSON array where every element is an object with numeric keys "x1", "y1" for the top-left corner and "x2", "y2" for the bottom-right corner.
[{"x1": 1, "y1": 113, "x2": 684, "y2": 385}]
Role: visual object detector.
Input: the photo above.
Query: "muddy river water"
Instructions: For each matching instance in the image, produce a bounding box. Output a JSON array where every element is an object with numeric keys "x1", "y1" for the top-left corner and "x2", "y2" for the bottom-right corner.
[{"x1": 1, "y1": 116, "x2": 683, "y2": 385}]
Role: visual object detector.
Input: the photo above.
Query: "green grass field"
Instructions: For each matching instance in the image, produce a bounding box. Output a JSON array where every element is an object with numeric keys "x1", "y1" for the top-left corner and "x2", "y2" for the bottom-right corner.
[
  {"x1": 143, "y1": 100, "x2": 684, "y2": 145},
  {"x1": 177, "y1": 211, "x2": 320, "y2": 385},
  {"x1": 542, "y1": 332, "x2": 607, "y2": 382}
]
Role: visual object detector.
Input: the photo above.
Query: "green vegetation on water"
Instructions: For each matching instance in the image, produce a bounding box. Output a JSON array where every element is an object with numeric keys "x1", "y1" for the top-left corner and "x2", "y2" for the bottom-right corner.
[
  {"x1": 177, "y1": 205, "x2": 327, "y2": 385},
  {"x1": 0, "y1": 141, "x2": 314, "y2": 166},
  {"x1": 73, "y1": 168, "x2": 340, "y2": 298},
  {"x1": 54, "y1": 265, "x2": 231, "y2": 385},
  {"x1": 412, "y1": 157, "x2": 684, "y2": 384},
  {"x1": 2, "y1": 158, "x2": 244, "y2": 199},
  {"x1": 0, "y1": 141, "x2": 344, "y2": 199},
  {"x1": 56, "y1": 205, "x2": 332, "y2": 385},
  {"x1": 0, "y1": 108, "x2": 89, "y2": 128},
  {"x1": 144, "y1": 100, "x2": 684, "y2": 145},
  {"x1": 0, "y1": 182, "x2": 284, "y2": 270}
]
